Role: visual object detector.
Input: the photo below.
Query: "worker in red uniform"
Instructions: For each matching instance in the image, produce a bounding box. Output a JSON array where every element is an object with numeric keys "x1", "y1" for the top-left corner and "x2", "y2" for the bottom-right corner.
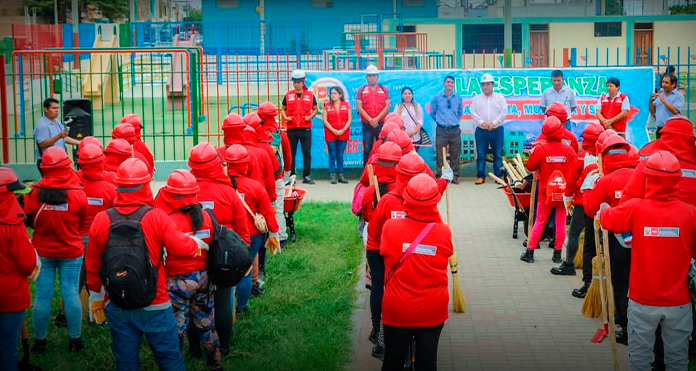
[
  {"x1": 380, "y1": 174, "x2": 454, "y2": 371},
  {"x1": 522, "y1": 116, "x2": 576, "y2": 263},
  {"x1": 600, "y1": 151, "x2": 696, "y2": 371},
  {"x1": 281, "y1": 70, "x2": 318, "y2": 184},
  {"x1": 103, "y1": 138, "x2": 132, "y2": 175},
  {"x1": 596, "y1": 77, "x2": 630, "y2": 136},
  {"x1": 359, "y1": 124, "x2": 402, "y2": 187},
  {"x1": 111, "y1": 123, "x2": 153, "y2": 175},
  {"x1": 0, "y1": 168, "x2": 39, "y2": 371},
  {"x1": 538, "y1": 102, "x2": 579, "y2": 152},
  {"x1": 187, "y1": 141, "x2": 249, "y2": 357},
  {"x1": 358, "y1": 65, "x2": 391, "y2": 165},
  {"x1": 219, "y1": 113, "x2": 276, "y2": 202},
  {"x1": 323, "y1": 86, "x2": 352, "y2": 184},
  {"x1": 551, "y1": 122, "x2": 604, "y2": 276},
  {"x1": 584, "y1": 135, "x2": 639, "y2": 345},
  {"x1": 154, "y1": 169, "x2": 222, "y2": 371},
  {"x1": 86, "y1": 158, "x2": 207, "y2": 371},
  {"x1": 121, "y1": 114, "x2": 155, "y2": 172},
  {"x1": 243, "y1": 125, "x2": 258, "y2": 144},
  {"x1": 224, "y1": 144, "x2": 280, "y2": 314}
]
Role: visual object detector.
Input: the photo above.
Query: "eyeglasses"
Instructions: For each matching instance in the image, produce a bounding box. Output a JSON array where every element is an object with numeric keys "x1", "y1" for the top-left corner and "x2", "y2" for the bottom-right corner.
[{"x1": 447, "y1": 99, "x2": 451, "y2": 109}]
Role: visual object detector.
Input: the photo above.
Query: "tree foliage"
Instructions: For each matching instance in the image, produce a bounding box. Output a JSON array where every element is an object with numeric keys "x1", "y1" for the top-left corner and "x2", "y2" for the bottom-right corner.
[
  {"x1": 670, "y1": 4, "x2": 696, "y2": 14},
  {"x1": 20, "y1": 0, "x2": 128, "y2": 23},
  {"x1": 183, "y1": 9, "x2": 201, "y2": 22}
]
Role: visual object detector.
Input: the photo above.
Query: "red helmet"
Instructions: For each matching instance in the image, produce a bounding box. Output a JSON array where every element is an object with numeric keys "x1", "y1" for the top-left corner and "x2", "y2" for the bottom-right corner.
[
  {"x1": 384, "y1": 112, "x2": 401, "y2": 123},
  {"x1": 403, "y1": 173, "x2": 441, "y2": 206},
  {"x1": 165, "y1": 169, "x2": 200, "y2": 195},
  {"x1": 115, "y1": 158, "x2": 152, "y2": 185},
  {"x1": 546, "y1": 102, "x2": 568, "y2": 123},
  {"x1": 619, "y1": 145, "x2": 640, "y2": 168},
  {"x1": 222, "y1": 113, "x2": 245, "y2": 131},
  {"x1": 600, "y1": 135, "x2": 628, "y2": 155},
  {"x1": 40, "y1": 147, "x2": 71, "y2": 169},
  {"x1": 376, "y1": 142, "x2": 402, "y2": 163},
  {"x1": 386, "y1": 129, "x2": 413, "y2": 154},
  {"x1": 77, "y1": 144, "x2": 105, "y2": 165},
  {"x1": 595, "y1": 130, "x2": 617, "y2": 153},
  {"x1": 541, "y1": 116, "x2": 563, "y2": 140},
  {"x1": 643, "y1": 150, "x2": 682, "y2": 178},
  {"x1": 77, "y1": 136, "x2": 103, "y2": 152},
  {"x1": 379, "y1": 122, "x2": 399, "y2": 140},
  {"x1": 257, "y1": 102, "x2": 278, "y2": 120},
  {"x1": 661, "y1": 116, "x2": 695, "y2": 138},
  {"x1": 0, "y1": 168, "x2": 24, "y2": 193},
  {"x1": 385, "y1": 116, "x2": 405, "y2": 130},
  {"x1": 224, "y1": 144, "x2": 250, "y2": 164},
  {"x1": 121, "y1": 114, "x2": 142, "y2": 129},
  {"x1": 188, "y1": 142, "x2": 220, "y2": 170},
  {"x1": 581, "y1": 122, "x2": 604, "y2": 142},
  {"x1": 105, "y1": 138, "x2": 132, "y2": 156},
  {"x1": 396, "y1": 152, "x2": 426, "y2": 176},
  {"x1": 243, "y1": 125, "x2": 258, "y2": 141},
  {"x1": 112, "y1": 123, "x2": 136, "y2": 143},
  {"x1": 243, "y1": 112, "x2": 262, "y2": 128}
]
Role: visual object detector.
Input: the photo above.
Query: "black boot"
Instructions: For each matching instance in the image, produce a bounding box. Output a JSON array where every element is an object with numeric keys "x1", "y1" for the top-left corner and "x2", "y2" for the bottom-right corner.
[
  {"x1": 572, "y1": 282, "x2": 591, "y2": 298},
  {"x1": 371, "y1": 343, "x2": 385, "y2": 360},
  {"x1": 302, "y1": 176, "x2": 315, "y2": 185},
  {"x1": 550, "y1": 261, "x2": 576, "y2": 276},
  {"x1": 68, "y1": 337, "x2": 84, "y2": 353},
  {"x1": 552, "y1": 250, "x2": 562, "y2": 263},
  {"x1": 338, "y1": 173, "x2": 348, "y2": 184},
  {"x1": 616, "y1": 329, "x2": 628, "y2": 345},
  {"x1": 520, "y1": 249, "x2": 534, "y2": 263},
  {"x1": 31, "y1": 339, "x2": 46, "y2": 355}
]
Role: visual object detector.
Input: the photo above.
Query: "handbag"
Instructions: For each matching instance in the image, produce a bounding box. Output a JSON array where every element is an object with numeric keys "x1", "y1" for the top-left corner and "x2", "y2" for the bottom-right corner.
[
  {"x1": 402, "y1": 104, "x2": 431, "y2": 146},
  {"x1": 235, "y1": 190, "x2": 269, "y2": 234},
  {"x1": 385, "y1": 222, "x2": 435, "y2": 286}
]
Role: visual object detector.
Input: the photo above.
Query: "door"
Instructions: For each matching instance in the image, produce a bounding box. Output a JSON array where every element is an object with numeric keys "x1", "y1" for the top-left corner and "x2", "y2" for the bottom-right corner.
[
  {"x1": 529, "y1": 30, "x2": 549, "y2": 67},
  {"x1": 634, "y1": 24, "x2": 653, "y2": 65}
]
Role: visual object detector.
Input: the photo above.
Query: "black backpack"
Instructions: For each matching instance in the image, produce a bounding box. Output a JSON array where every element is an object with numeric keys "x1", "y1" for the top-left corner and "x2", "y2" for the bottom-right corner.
[
  {"x1": 204, "y1": 209, "x2": 252, "y2": 288},
  {"x1": 100, "y1": 206, "x2": 159, "y2": 310}
]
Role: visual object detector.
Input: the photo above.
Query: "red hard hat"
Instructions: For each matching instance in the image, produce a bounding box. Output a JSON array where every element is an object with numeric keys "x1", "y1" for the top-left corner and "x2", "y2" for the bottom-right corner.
[
  {"x1": 77, "y1": 144, "x2": 105, "y2": 165},
  {"x1": 121, "y1": 114, "x2": 142, "y2": 129},
  {"x1": 581, "y1": 122, "x2": 604, "y2": 142},
  {"x1": 77, "y1": 136, "x2": 103, "y2": 152},
  {"x1": 243, "y1": 125, "x2": 258, "y2": 140},
  {"x1": 112, "y1": 123, "x2": 136, "y2": 143},
  {"x1": 40, "y1": 147, "x2": 71, "y2": 169},
  {"x1": 243, "y1": 112, "x2": 262, "y2": 128},
  {"x1": 376, "y1": 142, "x2": 403, "y2": 163},
  {"x1": 386, "y1": 129, "x2": 413, "y2": 154},
  {"x1": 403, "y1": 173, "x2": 441, "y2": 206},
  {"x1": 257, "y1": 102, "x2": 278, "y2": 119},
  {"x1": 188, "y1": 142, "x2": 220, "y2": 170},
  {"x1": 105, "y1": 138, "x2": 132, "y2": 156},
  {"x1": 541, "y1": 116, "x2": 563, "y2": 139},
  {"x1": 618, "y1": 145, "x2": 640, "y2": 168},
  {"x1": 384, "y1": 112, "x2": 401, "y2": 122},
  {"x1": 165, "y1": 169, "x2": 200, "y2": 195},
  {"x1": 661, "y1": 116, "x2": 695, "y2": 138},
  {"x1": 115, "y1": 158, "x2": 152, "y2": 185},
  {"x1": 595, "y1": 130, "x2": 617, "y2": 153},
  {"x1": 224, "y1": 144, "x2": 250, "y2": 164},
  {"x1": 0, "y1": 168, "x2": 24, "y2": 193},
  {"x1": 546, "y1": 102, "x2": 568, "y2": 123},
  {"x1": 222, "y1": 113, "x2": 245, "y2": 131},
  {"x1": 385, "y1": 116, "x2": 405, "y2": 129},
  {"x1": 379, "y1": 122, "x2": 399, "y2": 140},
  {"x1": 643, "y1": 150, "x2": 682, "y2": 178},
  {"x1": 600, "y1": 135, "x2": 628, "y2": 156},
  {"x1": 396, "y1": 152, "x2": 426, "y2": 176}
]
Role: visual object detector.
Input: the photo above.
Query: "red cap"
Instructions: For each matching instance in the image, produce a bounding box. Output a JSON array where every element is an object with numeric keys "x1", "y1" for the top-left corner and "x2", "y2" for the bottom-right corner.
[
  {"x1": 105, "y1": 138, "x2": 132, "y2": 156},
  {"x1": 222, "y1": 113, "x2": 245, "y2": 131},
  {"x1": 396, "y1": 152, "x2": 426, "y2": 176},
  {"x1": 112, "y1": 123, "x2": 136, "y2": 143},
  {"x1": 546, "y1": 102, "x2": 568, "y2": 123},
  {"x1": 386, "y1": 129, "x2": 414, "y2": 154},
  {"x1": 376, "y1": 142, "x2": 402, "y2": 162}
]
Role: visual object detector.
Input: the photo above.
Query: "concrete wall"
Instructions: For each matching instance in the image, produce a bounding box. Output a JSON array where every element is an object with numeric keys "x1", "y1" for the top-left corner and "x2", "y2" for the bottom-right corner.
[
  {"x1": 653, "y1": 20, "x2": 696, "y2": 65},
  {"x1": 414, "y1": 24, "x2": 455, "y2": 53},
  {"x1": 549, "y1": 22, "x2": 627, "y2": 66}
]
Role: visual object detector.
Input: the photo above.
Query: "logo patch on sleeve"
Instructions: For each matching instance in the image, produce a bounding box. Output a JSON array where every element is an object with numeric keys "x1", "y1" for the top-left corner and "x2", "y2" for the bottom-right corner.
[
  {"x1": 546, "y1": 156, "x2": 566, "y2": 163},
  {"x1": 44, "y1": 203, "x2": 68, "y2": 211},
  {"x1": 200, "y1": 201, "x2": 215, "y2": 210},
  {"x1": 87, "y1": 197, "x2": 103, "y2": 206},
  {"x1": 390, "y1": 211, "x2": 406, "y2": 219},
  {"x1": 643, "y1": 227, "x2": 679, "y2": 237}
]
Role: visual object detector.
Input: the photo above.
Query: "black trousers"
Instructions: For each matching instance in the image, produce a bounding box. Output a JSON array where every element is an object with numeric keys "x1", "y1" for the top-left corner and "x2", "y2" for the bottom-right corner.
[
  {"x1": 366, "y1": 250, "x2": 385, "y2": 333},
  {"x1": 656, "y1": 125, "x2": 664, "y2": 139},
  {"x1": 287, "y1": 128, "x2": 312, "y2": 178},
  {"x1": 435, "y1": 126, "x2": 461, "y2": 177},
  {"x1": 565, "y1": 205, "x2": 586, "y2": 265},
  {"x1": 582, "y1": 214, "x2": 597, "y2": 284},
  {"x1": 382, "y1": 323, "x2": 444, "y2": 371},
  {"x1": 608, "y1": 233, "x2": 630, "y2": 329},
  {"x1": 362, "y1": 122, "x2": 384, "y2": 165}
]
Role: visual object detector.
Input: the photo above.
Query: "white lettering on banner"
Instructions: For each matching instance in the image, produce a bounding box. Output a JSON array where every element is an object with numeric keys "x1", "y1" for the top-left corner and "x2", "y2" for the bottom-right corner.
[
  {"x1": 614, "y1": 190, "x2": 622, "y2": 199},
  {"x1": 390, "y1": 211, "x2": 406, "y2": 219},
  {"x1": 200, "y1": 201, "x2": 215, "y2": 210},
  {"x1": 643, "y1": 227, "x2": 680, "y2": 237},
  {"x1": 546, "y1": 156, "x2": 566, "y2": 163},
  {"x1": 87, "y1": 197, "x2": 104, "y2": 206},
  {"x1": 401, "y1": 243, "x2": 437, "y2": 256},
  {"x1": 682, "y1": 169, "x2": 696, "y2": 178},
  {"x1": 44, "y1": 203, "x2": 68, "y2": 211}
]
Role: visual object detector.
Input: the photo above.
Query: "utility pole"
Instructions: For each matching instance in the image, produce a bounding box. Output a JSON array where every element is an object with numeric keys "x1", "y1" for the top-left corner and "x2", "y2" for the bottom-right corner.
[
  {"x1": 130, "y1": 0, "x2": 135, "y2": 22},
  {"x1": 54, "y1": 0, "x2": 58, "y2": 25},
  {"x1": 72, "y1": 0, "x2": 78, "y2": 45},
  {"x1": 504, "y1": 0, "x2": 512, "y2": 68}
]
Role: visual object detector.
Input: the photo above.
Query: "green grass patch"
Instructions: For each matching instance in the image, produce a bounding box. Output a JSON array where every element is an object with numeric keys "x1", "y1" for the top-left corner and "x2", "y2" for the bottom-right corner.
[{"x1": 22, "y1": 201, "x2": 362, "y2": 371}]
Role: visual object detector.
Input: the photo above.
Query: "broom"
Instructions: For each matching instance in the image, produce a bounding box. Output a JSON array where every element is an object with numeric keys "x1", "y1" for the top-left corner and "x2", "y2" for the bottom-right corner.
[
  {"x1": 443, "y1": 147, "x2": 466, "y2": 313},
  {"x1": 601, "y1": 225, "x2": 621, "y2": 371},
  {"x1": 588, "y1": 217, "x2": 610, "y2": 343},
  {"x1": 581, "y1": 256, "x2": 605, "y2": 318},
  {"x1": 574, "y1": 234, "x2": 584, "y2": 269}
]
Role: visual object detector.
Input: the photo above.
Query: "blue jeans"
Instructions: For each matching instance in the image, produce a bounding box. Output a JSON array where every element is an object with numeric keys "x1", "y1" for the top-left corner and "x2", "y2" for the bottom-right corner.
[
  {"x1": 33, "y1": 256, "x2": 83, "y2": 340},
  {"x1": 327, "y1": 140, "x2": 347, "y2": 174},
  {"x1": 105, "y1": 303, "x2": 184, "y2": 371},
  {"x1": 235, "y1": 234, "x2": 264, "y2": 310},
  {"x1": 475, "y1": 126, "x2": 504, "y2": 179},
  {"x1": 0, "y1": 310, "x2": 25, "y2": 371}
]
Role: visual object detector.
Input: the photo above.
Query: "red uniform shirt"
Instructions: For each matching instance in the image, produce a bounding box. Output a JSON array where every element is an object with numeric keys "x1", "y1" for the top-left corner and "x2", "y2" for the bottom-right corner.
[
  {"x1": 284, "y1": 88, "x2": 315, "y2": 129},
  {"x1": 599, "y1": 93, "x2": 629, "y2": 133},
  {"x1": 24, "y1": 189, "x2": 88, "y2": 259},
  {"x1": 256, "y1": 131, "x2": 292, "y2": 180},
  {"x1": 622, "y1": 159, "x2": 696, "y2": 207},
  {"x1": 245, "y1": 144, "x2": 277, "y2": 202},
  {"x1": 361, "y1": 183, "x2": 396, "y2": 224},
  {"x1": 133, "y1": 140, "x2": 155, "y2": 172},
  {"x1": 564, "y1": 150, "x2": 587, "y2": 205},
  {"x1": 584, "y1": 167, "x2": 634, "y2": 218},
  {"x1": 525, "y1": 141, "x2": 576, "y2": 202},
  {"x1": 0, "y1": 223, "x2": 36, "y2": 312},
  {"x1": 162, "y1": 209, "x2": 215, "y2": 277},
  {"x1": 538, "y1": 128, "x2": 579, "y2": 153},
  {"x1": 76, "y1": 173, "x2": 117, "y2": 236},
  {"x1": 233, "y1": 177, "x2": 279, "y2": 236},
  {"x1": 380, "y1": 218, "x2": 453, "y2": 327},
  {"x1": 196, "y1": 180, "x2": 250, "y2": 244},
  {"x1": 357, "y1": 84, "x2": 389, "y2": 123},
  {"x1": 324, "y1": 101, "x2": 351, "y2": 142}
]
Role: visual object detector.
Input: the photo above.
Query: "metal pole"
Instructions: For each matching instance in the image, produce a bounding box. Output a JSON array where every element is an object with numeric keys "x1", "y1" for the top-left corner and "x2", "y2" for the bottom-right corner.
[
  {"x1": 504, "y1": 0, "x2": 512, "y2": 68},
  {"x1": 54, "y1": 0, "x2": 58, "y2": 25},
  {"x1": 130, "y1": 0, "x2": 135, "y2": 22},
  {"x1": 72, "y1": 0, "x2": 78, "y2": 46},
  {"x1": 0, "y1": 55, "x2": 9, "y2": 164},
  {"x1": 259, "y1": 0, "x2": 265, "y2": 55},
  {"x1": 601, "y1": 0, "x2": 606, "y2": 16}
]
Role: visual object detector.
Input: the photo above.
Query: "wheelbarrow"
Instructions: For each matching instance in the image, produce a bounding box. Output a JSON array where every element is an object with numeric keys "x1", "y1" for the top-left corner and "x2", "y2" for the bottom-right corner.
[{"x1": 284, "y1": 185, "x2": 306, "y2": 243}]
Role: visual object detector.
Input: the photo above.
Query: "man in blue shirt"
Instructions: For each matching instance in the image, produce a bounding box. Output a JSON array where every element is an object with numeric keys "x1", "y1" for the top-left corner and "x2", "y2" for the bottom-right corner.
[
  {"x1": 540, "y1": 70, "x2": 577, "y2": 129},
  {"x1": 34, "y1": 98, "x2": 80, "y2": 174},
  {"x1": 431, "y1": 76, "x2": 463, "y2": 184},
  {"x1": 649, "y1": 74, "x2": 685, "y2": 138}
]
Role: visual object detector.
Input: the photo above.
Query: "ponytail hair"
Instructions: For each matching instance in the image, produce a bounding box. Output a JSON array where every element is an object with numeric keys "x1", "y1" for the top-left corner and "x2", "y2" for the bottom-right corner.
[
  {"x1": 230, "y1": 176, "x2": 238, "y2": 190},
  {"x1": 180, "y1": 204, "x2": 204, "y2": 232},
  {"x1": 37, "y1": 188, "x2": 68, "y2": 205}
]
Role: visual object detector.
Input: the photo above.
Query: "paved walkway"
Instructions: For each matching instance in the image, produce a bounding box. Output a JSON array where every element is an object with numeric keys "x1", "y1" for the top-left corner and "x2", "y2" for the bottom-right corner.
[{"x1": 299, "y1": 175, "x2": 628, "y2": 371}]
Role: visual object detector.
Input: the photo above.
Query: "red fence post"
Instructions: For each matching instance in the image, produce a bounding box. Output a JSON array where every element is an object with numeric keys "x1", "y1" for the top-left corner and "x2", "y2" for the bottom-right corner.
[{"x1": 1, "y1": 55, "x2": 9, "y2": 164}]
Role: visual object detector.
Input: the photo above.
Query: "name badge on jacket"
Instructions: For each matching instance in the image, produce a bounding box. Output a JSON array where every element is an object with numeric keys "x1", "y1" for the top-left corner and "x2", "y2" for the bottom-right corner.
[
  {"x1": 191, "y1": 229, "x2": 211, "y2": 239},
  {"x1": 390, "y1": 211, "x2": 406, "y2": 219},
  {"x1": 546, "y1": 156, "x2": 566, "y2": 163},
  {"x1": 200, "y1": 201, "x2": 215, "y2": 210},
  {"x1": 644, "y1": 227, "x2": 680, "y2": 237},
  {"x1": 44, "y1": 203, "x2": 68, "y2": 211},
  {"x1": 682, "y1": 169, "x2": 696, "y2": 178},
  {"x1": 87, "y1": 197, "x2": 104, "y2": 206},
  {"x1": 614, "y1": 190, "x2": 622, "y2": 199},
  {"x1": 401, "y1": 243, "x2": 437, "y2": 256}
]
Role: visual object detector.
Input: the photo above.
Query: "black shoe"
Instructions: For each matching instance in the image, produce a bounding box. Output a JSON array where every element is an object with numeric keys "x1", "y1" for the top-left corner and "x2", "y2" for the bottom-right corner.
[
  {"x1": 54, "y1": 313, "x2": 67, "y2": 328},
  {"x1": 451, "y1": 176, "x2": 459, "y2": 185},
  {"x1": 552, "y1": 250, "x2": 562, "y2": 263},
  {"x1": 520, "y1": 249, "x2": 534, "y2": 263},
  {"x1": 280, "y1": 240, "x2": 287, "y2": 249},
  {"x1": 68, "y1": 337, "x2": 84, "y2": 353},
  {"x1": 338, "y1": 174, "x2": 348, "y2": 184},
  {"x1": 302, "y1": 176, "x2": 315, "y2": 185},
  {"x1": 616, "y1": 329, "x2": 628, "y2": 345},
  {"x1": 371, "y1": 344, "x2": 385, "y2": 360},
  {"x1": 550, "y1": 262, "x2": 576, "y2": 276},
  {"x1": 572, "y1": 283, "x2": 590, "y2": 298},
  {"x1": 236, "y1": 307, "x2": 249, "y2": 316},
  {"x1": 220, "y1": 347, "x2": 229, "y2": 358},
  {"x1": 290, "y1": 233, "x2": 296, "y2": 243},
  {"x1": 368, "y1": 328, "x2": 377, "y2": 344},
  {"x1": 251, "y1": 282, "x2": 264, "y2": 297},
  {"x1": 31, "y1": 339, "x2": 46, "y2": 355},
  {"x1": 258, "y1": 268, "x2": 267, "y2": 278},
  {"x1": 330, "y1": 174, "x2": 337, "y2": 184}
]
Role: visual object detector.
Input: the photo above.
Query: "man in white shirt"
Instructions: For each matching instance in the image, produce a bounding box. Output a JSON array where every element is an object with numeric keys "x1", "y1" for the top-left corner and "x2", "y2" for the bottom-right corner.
[{"x1": 470, "y1": 73, "x2": 508, "y2": 185}]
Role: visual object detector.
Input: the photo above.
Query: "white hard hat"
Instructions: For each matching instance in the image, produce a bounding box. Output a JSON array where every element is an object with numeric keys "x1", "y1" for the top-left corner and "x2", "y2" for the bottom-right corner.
[
  {"x1": 480, "y1": 73, "x2": 495, "y2": 83},
  {"x1": 291, "y1": 70, "x2": 306, "y2": 80},
  {"x1": 365, "y1": 65, "x2": 379, "y2": 75}
]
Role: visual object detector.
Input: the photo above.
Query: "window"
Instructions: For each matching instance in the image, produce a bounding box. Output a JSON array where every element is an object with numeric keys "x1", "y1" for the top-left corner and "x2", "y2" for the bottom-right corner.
[
  {"x1": 594, "y1": 22, "x2": 622, "y2": 37},
  {"x1": 402, "y1": 0, "x2": 425, "y2": 6},
  {"x1": 462, "y1": 24, "x2": 522, "y2": 53},
  {"x1": 311, "y1": 0, "x2": 332, "y2": 7},
  {"x1": 530, "y1": 24, "x2": 549, "y2": 32},
  {"x1": 635, "y1": 22, "x2": 653, "y2": 30},
  {"x1": 216, "y1": 0, "x2": 239, "y2": 8},
  {"x1": 401, "y1": 25, "x2": 416, "y2": 32}
]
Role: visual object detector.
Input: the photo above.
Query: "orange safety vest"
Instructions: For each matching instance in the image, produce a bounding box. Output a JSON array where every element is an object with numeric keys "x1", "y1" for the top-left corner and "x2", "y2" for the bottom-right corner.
[
  {"x1": 359, "y1": 84, "x2": 388, "y2": 123},
  {"x1": 284, "y1": 88, "x2": 315, "y2": 129},
  {"x1": 600, "y1": 93, "x2": 628, "y2": 133}
]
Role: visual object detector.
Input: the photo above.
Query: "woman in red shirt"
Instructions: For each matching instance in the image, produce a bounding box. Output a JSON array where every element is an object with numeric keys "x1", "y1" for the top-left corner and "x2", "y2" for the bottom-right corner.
[
  {"x1": 323, "y1": 86, "x2": 352, "y2": 184},
  {"x1": 154, "y1": 169, "x2": 222, "y2": 371},
  {"x1": 24, "y1": 147, "x2": 87, "y2": 353},
  {"x1": 380, "y1": 174, "x2": 453, "y2": 371}
]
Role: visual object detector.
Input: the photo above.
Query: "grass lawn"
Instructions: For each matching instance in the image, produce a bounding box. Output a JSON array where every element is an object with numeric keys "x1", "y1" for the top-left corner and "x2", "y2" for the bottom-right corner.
[{"x1": 21, "y1": 201, "x2": 362, "y2": 371}]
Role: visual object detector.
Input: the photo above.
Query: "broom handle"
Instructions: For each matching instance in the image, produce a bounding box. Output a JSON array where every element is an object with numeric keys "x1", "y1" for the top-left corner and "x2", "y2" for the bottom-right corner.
[
  {"x1": 527, "y1": 172, "x2": 537, "y2": 237},
  {"x1": 367, "y1": 164, "x2": 380, "y2": 201},
  {"x1": 442, "y1": 147, "x2": 451, "y2": 224},
  {"x1": 488, "y1": 172, "x2": 507, "y2": 187},
  {"x1": 514, "y1": 156, "x2": 528, "y2": 177},
  {"x1": 602, "y1": 226, "x2": 621, "y2": 371},
  {"x1": 593, "y1": 218, "x2": 610, "y2": 334},
  {"x1": 503, "y1": 161, "x2": 521, "y2": 182}
]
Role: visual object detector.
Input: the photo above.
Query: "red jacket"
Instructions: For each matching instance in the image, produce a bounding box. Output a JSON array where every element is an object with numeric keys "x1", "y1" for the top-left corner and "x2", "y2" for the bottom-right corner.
[
  {"x1": 76, "y1": 172, "x2": 117, "y2": 236},
  {"x1": 0, "y1": 194, "x2": 37, "y2": 313},
  {"x1": 538, "y1": 128, "x2": 579, "y2": 153},
  {"x1": 564, "y1": 150, "x2": 587, "y2": 205},
  {"x1": 232, "y1": 176, "x2": 279, "y2": 236},
  {"x1": 585, "y1": 167, "x2": 634, "y2": 218},
  {"x1": 256, "y1": 132, "x2": 292, "y2": 180},
  {"x1": 622, "y1": 159, "x2": 696, "y2": 207},
  {"x1": 133, "y1": 140, "x2": 155, "y2": 172},
  {"x1": 197, "y1": 180, "x2": 251, "y2": 244},
  {"x1": 86, "y1": 206, "x2": 199, "y2": 305},
  {"x1": 284, "y1": 88, "x2": 315, "y2": 129},
  {"x1": 324, "y1": 101, "x2": 351, "y2": 142},
  {"x1": 218, "y1": 145, "x2": 276, "y2": 202},
  {"x1": 361, "y1": 183, "x2": 396, "y2": 224},
  {"x1": 358, "y1": 84, "x2": 389, "y2": 123},
  {"x1": 163, "y1": 209, "x2": 215, "y2": 277},
  {"x1": 380, "y1": 218, "x2": 453, "y2": 327},
  {"x1": 600, "y1": 177, "x2": 696, "y2": 307},
  {"x1": 526, "y1": 141, "x2": 576, "y2": 203},
  {"x1": 599, "y1": 93, "x2": 628, "y2": 133},
  {"x1": 24, "y1": 189, "x2": 88, "y2": 259}
]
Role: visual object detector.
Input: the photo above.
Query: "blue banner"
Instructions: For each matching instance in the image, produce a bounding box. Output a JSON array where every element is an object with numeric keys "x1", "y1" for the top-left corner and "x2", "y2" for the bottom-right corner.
[{"x1": 292, "y1": 67, "x2": 654, "y2": 170}]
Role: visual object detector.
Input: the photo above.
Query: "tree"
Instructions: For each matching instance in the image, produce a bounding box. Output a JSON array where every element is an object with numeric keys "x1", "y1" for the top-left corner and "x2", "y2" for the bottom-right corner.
[
  {"x1": 20, "y1": 0, "x2": 128, "y2": 23},
  {"x1": 670, "y1": 4, "x2": 696, "y2": 14},
  {"x1": 605, "y1": 0, "x2": 624, "y2": 15},
  {"x1": 183, "y1": 9, "x2": 201, "y2": 22}
]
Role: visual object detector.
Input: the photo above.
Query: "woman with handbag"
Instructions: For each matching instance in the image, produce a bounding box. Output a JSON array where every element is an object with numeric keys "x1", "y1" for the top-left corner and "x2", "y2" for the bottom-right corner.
[
  {"x1": 224, "y1": 144, "x2": 279, "y2": 313},
  {"x1": 323, "y1": 86, "x2": 352, "y2": 184},
  {"x1": 380, "y1": 174, "x2": 453, "y2": 371},
  {"x1": 395, "y1": 87, "x2": 429, "y2": 153}
]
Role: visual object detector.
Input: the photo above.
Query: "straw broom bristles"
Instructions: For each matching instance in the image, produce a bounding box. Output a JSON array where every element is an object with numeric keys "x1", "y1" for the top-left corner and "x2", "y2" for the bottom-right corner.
[
  {"x1": 581, "y1": 256, "x2": 605, "y2": 319},
  {"x1": 574, "y1": 233, "x2": 584, "y2": 269},
  {"x1": 449, "y1": 254, "x2": 466, "y2": 313}
]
